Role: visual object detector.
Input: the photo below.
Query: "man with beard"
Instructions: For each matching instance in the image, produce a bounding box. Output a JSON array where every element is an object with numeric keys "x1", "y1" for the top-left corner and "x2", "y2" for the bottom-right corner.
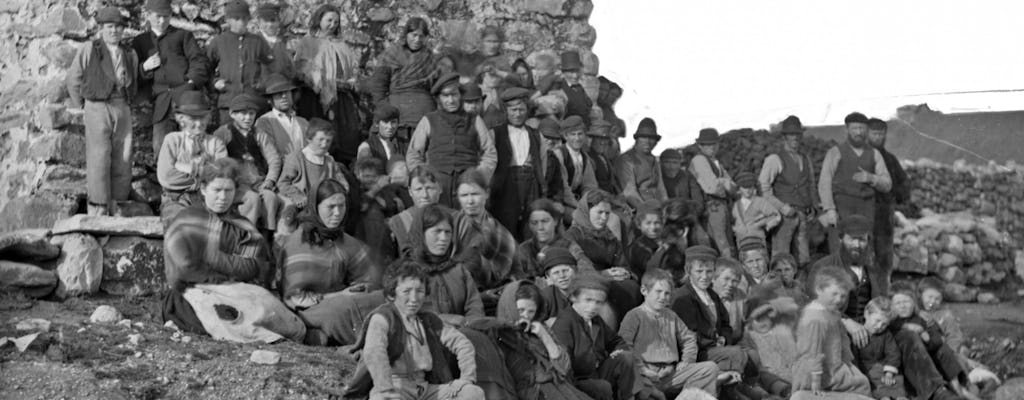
[
  {"x1": 615, "y1": 117, "x2": 668, "y2": 209},
  {"x1": 867, "y1": 118, "x2": 910, "y2": 297},
  {"x1": 406, "y1": 72, "x2": 498, "y2": 208},
  {"x1": 490, "y1": 87, "x2": 544, "y2": 238},
  {"x1": 807, "y1": 215, "x2": 876, "y2": 347},
  {"x1": 758, "y1": 115, "x2": 817, "y2": 267},
  {"x1": 818, "y1": 112, "x2": 892, "y2": 255}
]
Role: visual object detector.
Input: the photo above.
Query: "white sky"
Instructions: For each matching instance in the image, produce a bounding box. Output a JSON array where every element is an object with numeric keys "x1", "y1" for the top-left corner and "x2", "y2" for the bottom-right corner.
[{"x1": 590, "y1": 0, "x2": 1024, "y2": 151}]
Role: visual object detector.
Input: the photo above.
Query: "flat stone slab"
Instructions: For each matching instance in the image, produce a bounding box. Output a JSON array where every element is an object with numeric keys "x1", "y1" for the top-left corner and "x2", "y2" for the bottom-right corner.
[{"x1": 52, "y1": 215, "x2": 163, "y2": 238}]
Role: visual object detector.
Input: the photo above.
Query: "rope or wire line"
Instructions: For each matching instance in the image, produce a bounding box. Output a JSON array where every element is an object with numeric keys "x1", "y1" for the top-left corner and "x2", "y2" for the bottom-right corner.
[{"x1": 890, "y1": 117, "x2": 1012, "y2": 172}]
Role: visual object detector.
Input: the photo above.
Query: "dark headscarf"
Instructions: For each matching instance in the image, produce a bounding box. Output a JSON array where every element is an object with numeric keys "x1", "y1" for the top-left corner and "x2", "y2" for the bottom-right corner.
[
  {"x1": 408, "y1": 204, "x2": 460, "y2": 274},
  {"x1": 296, "y1": 179, "x2": 348, "y2": 246},
  {"x1": 570, "y1": 189, "x2": 620, "y2": 243}
]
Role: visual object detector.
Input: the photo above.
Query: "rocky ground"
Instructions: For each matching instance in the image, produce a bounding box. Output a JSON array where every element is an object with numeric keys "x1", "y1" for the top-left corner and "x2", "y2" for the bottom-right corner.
[{"x1": 1, "y1": 293, "x2": 1022, "y2": 400}]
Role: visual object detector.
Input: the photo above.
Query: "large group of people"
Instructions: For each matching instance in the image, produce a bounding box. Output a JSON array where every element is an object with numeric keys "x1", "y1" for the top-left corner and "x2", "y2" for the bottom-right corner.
[{"x1": 67, "y1": 2, "x2": 979, "y2": 400}]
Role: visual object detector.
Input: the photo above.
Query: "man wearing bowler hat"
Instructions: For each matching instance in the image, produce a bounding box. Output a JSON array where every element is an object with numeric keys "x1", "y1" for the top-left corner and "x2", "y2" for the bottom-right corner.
[
  {"x1": 132, "y1": 0, "x2": 209, "y2": 155},
  {"x1": 156, "y1": 91, "x2": 228, "y2": 223},
  {"x1": 818, "y1": 112, "x2": 891, "y2": 258},
  {"x1": 406, "y1": 72, "x2": 497, "y2": 208},
  {"x1": 461, "y1": 82, "x2": 484, "y2": 115},
  {"x1": 587, "y1": 119, "x2": 620, "y2": 195},
  {"x1": 615, "y1": 117, "x2": 668, "y2": 208},
  {"x1": 553, "y1": 50, "x2": 594, "y2": 124},
  {"x1": 758, "y1": 115, "x2": 819, "y2": 267},
  {"x1": 207, "y1": 0, "x2": 274, "y2": 125},
  {"x1": 689, "y1": 128, "x2": 737, "y2": 257},
  {"x1": 490, "y1": 87, "x2": 545, "y2": 237},
  {"x1": 67, "y1": 7, "x2": 140, "y2": 216}
]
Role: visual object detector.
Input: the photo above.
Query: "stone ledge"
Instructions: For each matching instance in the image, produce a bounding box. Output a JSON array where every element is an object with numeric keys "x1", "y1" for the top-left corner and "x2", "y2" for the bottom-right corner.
[{"x1": 52, "y1": 215, "x2": 163, "y2": 239}]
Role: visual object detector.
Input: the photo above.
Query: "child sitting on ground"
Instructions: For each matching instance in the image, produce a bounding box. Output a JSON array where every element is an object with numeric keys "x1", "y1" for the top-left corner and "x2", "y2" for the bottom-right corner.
[
  {"x1": 856, "y1": 297, "x2": 908, "y2": 400},
  {"x1": 627, "y1": 200, "x2": 665, "y2": 279},
  {"x1": 739, "y1": 293, "x2": 797, "y2": 399},
  {"x1": 917, "y1": 279, "x2": 1001, "y2": 389},
  {"x1": 619, "y1": 268, "x2": 720, "y2": 398}
]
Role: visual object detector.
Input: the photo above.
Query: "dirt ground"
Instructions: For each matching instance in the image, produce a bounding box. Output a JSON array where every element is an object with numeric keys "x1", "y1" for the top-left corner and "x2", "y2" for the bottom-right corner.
[{"x1": 1, "y1": 294, "x2": 1022, "y2": 400}]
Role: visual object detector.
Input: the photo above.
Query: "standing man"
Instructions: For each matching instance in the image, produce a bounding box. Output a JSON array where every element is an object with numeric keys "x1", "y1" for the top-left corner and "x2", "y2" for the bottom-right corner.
[
  {"x1": 615, "y1": 117, "x2": 668, "y2": 209},
  {"x1": 67, "y1": 7, "x2": 139, "y2": 216},
  {"x1": 689, "y1": 128, "x2": 737, "y2": 257},
  {"x1": 758, "y1": 115, "x2": 818, "y2": 267},
  {"x1": 406, "y1": 72, "x2": 497, "y2": 208},
  {"x1": 490, "y1": 87, "x2": 544, "y2": 238},
  {"x1": 587, "y1": 119, "x2": 620, "y2": 195},
  {"x1": 207, "y1": 0, "x2": 274, "y2": 125},
  {"x1": 867, "y1": 117, "x2": 910, "y2": 296},
  {"x1": 132, "y1": 0, "x2": 209, "y2": 155},
  {"x1": 818, "y1": 112, "x2": 892, "y2": 255},
  {"x1": 553, "y1": 51, "x2": 593, "y2": 124},
  {"x1": 255, "y1": 4, "x2": 294, "y2": 79}
]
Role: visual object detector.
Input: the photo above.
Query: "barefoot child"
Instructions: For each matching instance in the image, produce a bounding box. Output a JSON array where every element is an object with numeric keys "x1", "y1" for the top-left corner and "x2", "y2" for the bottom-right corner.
[{"x1": 856, "y1": 297, "x2": 908, "y2": 400}]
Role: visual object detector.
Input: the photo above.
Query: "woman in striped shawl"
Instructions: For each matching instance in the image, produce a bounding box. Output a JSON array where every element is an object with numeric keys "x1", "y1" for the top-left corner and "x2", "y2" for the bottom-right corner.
[{"x1": 278, "y1": 179, "x2": 386, "y2": 345}]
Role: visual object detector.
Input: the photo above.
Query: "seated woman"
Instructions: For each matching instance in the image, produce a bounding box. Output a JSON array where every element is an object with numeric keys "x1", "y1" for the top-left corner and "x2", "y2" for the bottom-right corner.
[
  {"x1": 452, "y1": 169, "x2": 516, "y2": 291},
  {"x1": 279, "y1": 179, "x2": 387, "y2": 346},
  {"x1": 510, "y1": 198, "x2": 593, "y2": 281},
  {"x1": 157, "y1": 91, "x2": 228, "y2": 225},
  {"x1": 406, "y1": 204, "x2": 485, "y2": 327},
  {"x1": 163, "y1": 158, "x2": 304, "y2": 343},
  {"x1": 344, "y1": 260, "x2": 484, "y2": 400}
]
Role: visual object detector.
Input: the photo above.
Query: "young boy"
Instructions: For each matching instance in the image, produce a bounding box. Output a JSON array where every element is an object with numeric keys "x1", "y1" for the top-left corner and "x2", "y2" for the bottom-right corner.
[
  {"x1": 357, "y1": 103, "x2": 403, "y2": 164},
  {"x1": 627, "y1": 201, "x2": 665, "y2": 279},
  {"x1": 207, "y1": 0, "x2": 273, "y2": 124},
  {"x1": 740, "y1": 295, "x2": 796, "y2": 399},
  {"x1": 619, "y1": 269, "x2": 720, "y2": 397},
  {"x1": 732, "y1": 171, "x2": 781, "y2": 243},
  {"x1": 256, "y1": 74, "x2": 310, "y2": 158},
  {"x1": 551, "y1": 273, "x2": 637, "y2": 400},
  {"x1": 857, "y1": 297, "x2": 908, "y2": 400},
  {"x1": 213, "y1": 92, "x2": 281, "y2": 233}
]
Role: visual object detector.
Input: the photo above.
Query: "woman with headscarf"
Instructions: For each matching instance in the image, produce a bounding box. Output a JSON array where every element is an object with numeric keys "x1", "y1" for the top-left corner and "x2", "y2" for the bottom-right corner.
[
  {"x1": 511, "y1": 198, "x2": 594, "y2": 281},
  {"x1": 367, "y1": 17, "x2": 438, "y2": 146},
  {"x1": 278, "y1": 179, "x2": 386, "y2": 345},
  {"x1": 162, "y1": 158, "x2": 304, "y2": 343},
  {"x1": 292, "y1": 5, "x2": 364, "y2": 166}
]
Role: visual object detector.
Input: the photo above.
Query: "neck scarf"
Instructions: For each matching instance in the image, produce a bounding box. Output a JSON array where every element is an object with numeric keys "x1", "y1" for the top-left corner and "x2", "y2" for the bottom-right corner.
[
  {"x1": 296, "y1": 179, "x2": 347, "y2": 247},
  {"x1": 570, "y1": 190, "x2": 620, "y2": 243}
]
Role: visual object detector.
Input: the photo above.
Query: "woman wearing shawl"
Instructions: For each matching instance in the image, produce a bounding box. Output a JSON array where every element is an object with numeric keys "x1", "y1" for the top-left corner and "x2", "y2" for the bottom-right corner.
[
  {"x1": 162, "y1": 158, "x2": 304, "y2": 343},
  {"x1": 293, "y1": 5, "x2": 364, "y2": 166},
  {"x1": 511, "y1": 198, "x2": 594, "y2": 281},
  {"x1": 279, "y1": 179, "x2": 386, "y2": 345},
  {"x1": 389, "y1": 166, "x2": 449, "y2": 257},
  {"x1": 452, "y1": 169, "x2": 516, "y2": 291},
  {"x1": 405, "y1": 203, "x2": 485, "y2": 327},
  {"x1": 367, "y1": 17, "x2": 438, "y2": 144}
]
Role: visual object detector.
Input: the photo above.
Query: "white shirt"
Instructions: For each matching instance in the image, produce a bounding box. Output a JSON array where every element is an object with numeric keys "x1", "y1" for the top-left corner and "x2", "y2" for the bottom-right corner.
[
  {"x1": 739, "y1": 197, "x2": 752, "y2": 213},
  {"x1": 850, "y1": 265, "x2": 864, "y2": 282},
  {"x1": 693, "y1": 286, "x2": 718, "y2": 323},
  {"x1": 273, "y1": 109, "x2": 304, "y2": 155},
  {"x1": 508, "y1": 125, "x2": 530, "y2": 166}
]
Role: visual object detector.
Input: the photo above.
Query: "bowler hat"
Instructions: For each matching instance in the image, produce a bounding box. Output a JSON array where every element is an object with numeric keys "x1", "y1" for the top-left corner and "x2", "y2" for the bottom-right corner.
[
  {"x1": 734, "y1": 172, "x2": 757, "y2": 189},
  {"x1": 263, "y1": 74, "x2": 297, "y2": 95},
  {"x1": 540, "y1": 247, "x2": 576, "y2": 274},
  {"x1": 95, "y1": 7, "x2": 126, "y2": 25},
  {"x1": 587, "y1": 119, "x2": 612, "y2": 138},
  {"x1": 780, "y1": 115, "x2": 806, "y2": 135},
  {"x1": 839, "y1": 214, "x2": 871, "y2": 237},
  {"x1": 255, "y1": 3, "x2": 281, "y2": 21},
  {"x1": 175, "y1": 90, "x2": 211, "y2": 116},
  {"x1": 229, "y1": 92, "x2": 265, "y2": 112},
  {"x1": 695, "y1": 128, "x2": 720, "y2": 145},
  {"x1": 431, "y1": 72, "x2": 461, "y2": 96},
  {"x1": 224, "y1": 0, "x2": 251, "y2": 20},
  {"x1": 374, "y1": 103, "x2": 400, "y2": 123},
  {"x1": 844, "y1": 112, "x2": 869, "y2": 126},
  {"x1": 684, "y1": 245, "x2": 719, "y2": 262},
  {"x1": 737, "y1": 236, "x2": 767, "y2": 253},
  {"x1": 461, "y1": 82, "x2": 483, "y2": 102},
  {"x1": 145, "y1": 0, "x2": 173, "y2": 16},
  {"x1": 560, "y1": 51, "x2": 583, "y2": 71},
  {"x1": 633, "y1": 117, "x2": 661, "y2": 140},
  {"x1": 559, "y1": 115, "x2": 585, "y2": 136},
  {"x1": 538, "y1": 118, "x2": 561, "y2": 140},
  {"x1": 500, "y1": 87, "x2": 531, "y2": 103}
]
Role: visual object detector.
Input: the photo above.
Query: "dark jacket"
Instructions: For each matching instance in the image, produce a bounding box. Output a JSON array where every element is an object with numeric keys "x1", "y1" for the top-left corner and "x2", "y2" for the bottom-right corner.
[
  {"x1": 131, "y1": 26, "x2": 209, "y2": 122},
  {"x1": 807, "y1": 250, "x2": 875, "y2": 321},
  {"x1": 671, "y1": 281, "x2": 736, "y2": 352},
  {"x1": 550, "y1": 306, "x2": 630, "y2": 380},
  {"x1": 206, "y1": 31, "x2": 273, "y2": 108},
  {"x1": 876, "y1": 147, "x2": 910, "y2": 206},
  {"x1": 70, "y1": 39, "x2": 140, "y2": 106}
]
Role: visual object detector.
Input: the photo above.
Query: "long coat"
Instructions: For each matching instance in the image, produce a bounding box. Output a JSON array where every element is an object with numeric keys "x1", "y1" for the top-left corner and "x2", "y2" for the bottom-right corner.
[
  {"x1": 131, "y1": 27, "x2": 209, "y2": 123},
  {"x1": 671, "y1": 282, "x2": 736, "y2": 353}
]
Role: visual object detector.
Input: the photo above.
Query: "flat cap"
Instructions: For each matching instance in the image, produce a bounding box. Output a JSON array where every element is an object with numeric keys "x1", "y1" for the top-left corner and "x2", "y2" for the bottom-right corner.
[
  {"x1": 540, "y1": 247, "x2": 576, "y2": 273},
  {"x1": 500, "y1": 87, "x2": 531, "y2": 103},
  {"x1": 734, "y1": 171, "x2": 757, "y2": 188},
  {"x1": 684, "y1": 245, "x2": 719, "y2": 261},
  {"x1": 559, "y1": 115, "x2": 585, "y2": 136},
  {"x1": 431, "y1": 72, "x2": 461, "y2": 95},
  {"x1": 569, "y1": 272, "x2": 610, "y2": 295},
  {"x1": 95, "y1": 7, "x2": 126, "y2": 25},
  {"x1": 844, "y1": 112, "x2": 869, "y2": 125},
  {"x1": 737, "y1": 236, "x2": 767, "y2": 253},
  {"x1": 255, "y1": 3, "x2": 280, "y2": 21},
  {"x1": 538, "y1": 118, "x2": 561, "y2": 140},
  {"x1": 587, "y1": 119, "x2": 611, "y2": 138},
  {"x1": 224, "y1": 0, "x2": 251, "y2": 19},
  {"x1": 145, "y1": 0, "x2": 173, "y2": 16},
  {"x1": 229, "y1": 92, "x2": 266, "y2": 112},
  {"x1": 660, "y1": 149, "x2": 682, "y2": 161},
  {"x1": 373, "y1": 103, "x2": 400, "y2": 122}
]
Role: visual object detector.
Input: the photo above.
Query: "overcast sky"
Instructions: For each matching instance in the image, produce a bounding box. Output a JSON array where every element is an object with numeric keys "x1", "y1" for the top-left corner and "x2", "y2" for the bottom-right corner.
[{"x1": 590, "y1": 0, "x2": 1024, "y2": 151}]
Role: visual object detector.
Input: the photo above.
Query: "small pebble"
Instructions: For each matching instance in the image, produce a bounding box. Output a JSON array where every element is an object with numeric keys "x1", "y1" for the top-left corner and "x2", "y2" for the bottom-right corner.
[
  {"x1": 116, "y1": 319, "x2": 132, "y2": 328},
  {"x1": 128, "y1": 333, "x2": 142, "y2": 346},
  {"x1": 249, "y1": 350, "x2": 281, "y2": 365},
  {"x1": 134, "y1": 352, "x2": 142, "y2": 358},
  {"x1": 181, "y1": 336, "x2": 192, "y2": 344}
]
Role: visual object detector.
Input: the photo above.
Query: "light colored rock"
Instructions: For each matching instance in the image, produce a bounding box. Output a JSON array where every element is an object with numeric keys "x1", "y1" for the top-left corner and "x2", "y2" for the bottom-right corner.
[
  {"x1": 100, "y1": 236, "x2": 165, "y2": 296},
  {"x1": 367, "y1": 8, "x2": 395, "y2": 22},
  {"x1": 936, "y1": 252, "x2": 961, "y2": 269},
  {"x1": 0, "y1": 260, "x2": 58, "y2": 298},
  {"x1": 50, "y1": 233, "x2": 102, "y2": 298},
  {"x1": 15, "y1": 318, "x2": 51, "y2": 332},
  {"x1": 37, "y1": 164, "x2": 87, "y2": 197},
  {"x1": 995, "y1": 377, "x2": 1024, "y2": 400},
  {"x1": 1015, "y1": 250, "x2": 1024, "y2": 280},
  {"x1": 940, "y1": 233, "x2": 964, "y2": 256},
  {"x1": 977, "y1": 292, "x2": 999, "y2": 304},
  {"x1": 423, "y1": 0, "x2": 443, "y2": 11},
  {"x1": 89, "y1": 305, "x2": 122, "y2": 324},
  {"x1": 0, "y1": 194, "x2": 79, "y2": 234},
  {"x1": 0, "y1": 229, "x2": 60, "y2": 261},
  {"x1": 128, "y1": 333, "x2": 142, "y2": 346},
  {"x1": 570, "y1": 0, "x2": 593, "y2": 18},
  {"x1": 939, "y1": 266, "x2": 965, "y2": 284},
  {"x1": 519, "y1": 0, "x2": 568, "y2": 17},
  {"x1": 249, "y1": 350, "x2": 281, "y2": 365},
  {"x1": 961, "y1": 242, "x2": 983, "y2": 264},
  {"x1": 52, "y1": 215, "x2": 163, "y2": 238}
]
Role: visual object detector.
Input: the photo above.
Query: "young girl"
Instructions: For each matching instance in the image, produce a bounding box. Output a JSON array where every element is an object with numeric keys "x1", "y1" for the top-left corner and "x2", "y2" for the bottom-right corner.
[{"x1": 791, "y1": 266, "x2": 872, "y2": 399}]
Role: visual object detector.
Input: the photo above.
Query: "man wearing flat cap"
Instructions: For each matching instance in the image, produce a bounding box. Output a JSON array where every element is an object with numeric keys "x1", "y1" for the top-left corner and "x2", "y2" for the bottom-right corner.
[
  {"x1": 614, "y1": 117, "x2": 668, "y2": 209},
  {"x1": 537, "y1": 118, "x2": 566, "y2": 202},
  {"x1": 356, "y1": 103, "x2": 403, "y2": 164},
  {"x1": 406, "y1": 72, "x2": 497, "y2": 208},
  {"x1": 207, "y1": 0, "x2": 274, "y2": 125},
  {"x1": 587, "y1": 119, "x2": 620, "y2": 195},
  {"x1": 689, "y1": 127, "x2": 737, "y2": 257},
  {"x1": 132, "y1": 0, "x2": 209, "y2": 155},
  {"x1": 550, "y1": 116, "x2": 599, "y2": 210},
  {"x1": 490, "y1": 87, "x2": 545, "y2": 237},
  {"x1": 807, "y1": 214, "x2": 879, "y2": 347},
  {"x1": 67, "y1": 7, "x2": 140, "y2": 216},
  {"x1": 818, "y1": 112, "x2": 892, "y2": 256},
  {"x1": 759, "y1": 115, "x2": 818, "y2": 268}
]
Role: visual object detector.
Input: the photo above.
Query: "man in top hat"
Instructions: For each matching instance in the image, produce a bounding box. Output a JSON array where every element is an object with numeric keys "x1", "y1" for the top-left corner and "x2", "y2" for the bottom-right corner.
[
  {"x1": 818, "y1": 112, "x2": 892, "y2": 256},
  {"x1": 490, "y1": 87, "x2": 545, "y2": 238},
  {"x1": 255, "y1": 3, "x2": 294, "y2": 79},
  {"x1": 67, "y1": 7, "x2": 140, "y2": 216},
  {"x1": 460, "y1": 82, "x2": 484, "y2": 115},
  {"x1": 132, "y1": 0, "x2": 209, "y2": 155},
  {"x1": 357, "y1": 103, "x2": 403, "y2": 164},
  {"x1": 614, "y1": 117, "x2": 667, "y2": 209},
  {"x1": 552, "y1": 50, "x2": 594, "y2": 123},
  {"x1": 808, "y1": 215, "x2": 878, "y2": 343},
  {"x1": 255, "y1": 74, "x2": 309, "y2": 158},
  {"x1": 207, "y1": 0, "x2": 274, "y2": 125},
  {"x1": 867, "y1": 117, "x2": 909, "y2": 296},
  {"x1": 758, "y1": 115, "x2": 819, "y2": 267},
  {"x1": 688, "y1": 128, "x2": 737, "y2": 257},
  {"x1": 156, "y1": 91, "x2": 228, "y2": 223},
  {"x1": 587, "y1": 119, "x2": 620, "y2": 195},
  {"x1": 406, "y1": 72, "x2": 497, "y2": 208}
]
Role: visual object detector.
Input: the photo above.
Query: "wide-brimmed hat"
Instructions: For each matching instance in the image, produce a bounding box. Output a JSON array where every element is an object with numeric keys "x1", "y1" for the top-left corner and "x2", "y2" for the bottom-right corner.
[
  {"x1": 175, "y1": 90, "x2": 211, "y2": 116},
  {"x1": 229, "y1": 92, "x2": 265, "y2": 112},
  {"x1": 431, "y1": 72, "x2": 461, "y2": 96},
  {"x1": 263, "y1": 74, "x2": 297, "y2": 95},
  {"x1": 560, "y1": 51, "x2": 583, "y2": 71},
  {"x1": 538, "y1": 118, "x2": 561, "y2": 140},
  {"x1": 587, "y1": 119, "x2": 612, "y2": 138},
  {"x1": 95, "y1": 7, "x2": 126, "y2": 25},
  {"x1": 461, "y1": 82, "x2": 483, "y2": 102},
  {"x1": 144, "y1": 0, "x2": 173, "y2": 16},
  {"x1": 780, "y1": 115, "x2": 806, "y2": 135},
  {"x1": 633, "y1": 117, "x2": 661, "y2": 140},
  {"x1": 695, "y1": 128, "x2": 720, "y2": 145},
  {"x1": 224, "y1": 0, "x2": 251, "y2": 20}
]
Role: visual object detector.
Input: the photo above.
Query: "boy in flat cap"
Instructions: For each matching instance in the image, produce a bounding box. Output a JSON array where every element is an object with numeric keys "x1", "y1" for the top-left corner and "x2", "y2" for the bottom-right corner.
[
  {"x1": 67, "y1": 7, "x2": 140, "y2": 216},
  {"x1": 551, "y1": 116, "x2": 599, "y2": 212},
  {"x1": 356, "y1": 103, "x2": 403, "y2": 164},
  {"x1": 616, "y1": 117, "x2": 668, "y2": 209},
  {"x1": 207, "y1": 0, "x2": 274, "y2": 125},
  {"x1": 406, "y1": 72, "x2": 497, "y2": 208},
  {"x1": 818, "y1": 112, "x2": 892, "y2": 259},
  {"x1": 688, "y1": 128, "x2": 737, "y2": 258},
  {"x1": 132, "y1": 0, "x2": 209, "y2": 155},
  {"x1": 758, "y1": 115, "x2": 818, "y2": 267},
  {"x1": 490, "y1": 87, "x2": 545, "y2": 238}
]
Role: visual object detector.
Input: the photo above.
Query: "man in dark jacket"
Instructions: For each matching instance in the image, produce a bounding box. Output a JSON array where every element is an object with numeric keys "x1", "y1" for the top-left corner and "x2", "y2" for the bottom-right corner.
[
  {"x1": 490, "y1": 87, "x2": 544, "y2": 238},
  {"x1": 206, "y1": 0, "x2": 273, "y2": 126},
  {"x1": 868, "y1": 118, "x2": 910, "y2": 296},
  {"x1": 132, "y1": 0, "x2": 209, "y2": 154},
  {"x1": 587, "y1": 120, "x2": 620, "y2": 195}
]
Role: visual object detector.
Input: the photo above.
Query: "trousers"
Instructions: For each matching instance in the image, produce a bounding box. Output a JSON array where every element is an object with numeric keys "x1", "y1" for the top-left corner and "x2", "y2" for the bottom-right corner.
[
  {"x1": 84, "y1": 99, "x2": 133, "y2": 206},
  {"x1": 704, "y1": 199, "x2": 734, "y2": 258},
  {"x1": 773, "y1": 208, "x2": 811, "y2": 265}
]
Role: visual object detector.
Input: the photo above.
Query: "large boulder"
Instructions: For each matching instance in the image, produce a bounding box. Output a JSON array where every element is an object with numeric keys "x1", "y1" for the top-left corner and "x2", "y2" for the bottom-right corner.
[
  {"x1": 0, "y1": 194, "x2": 80, "y2": 234},
  {"x1": 0, "y1": 229, "x2": 60, "y2": 261},
  {"x1": 100, "y1": 236, "x2": 165, "y2": 296},
  {"x1": 0, "y1": 260, "x2": 57, "y2": 298},
  {"x1": 52, "y1": 215, "x2": 163, "y2": 238},
  {"x1": 50, "y1": 233, "x2": 102, "y2": 298}
]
